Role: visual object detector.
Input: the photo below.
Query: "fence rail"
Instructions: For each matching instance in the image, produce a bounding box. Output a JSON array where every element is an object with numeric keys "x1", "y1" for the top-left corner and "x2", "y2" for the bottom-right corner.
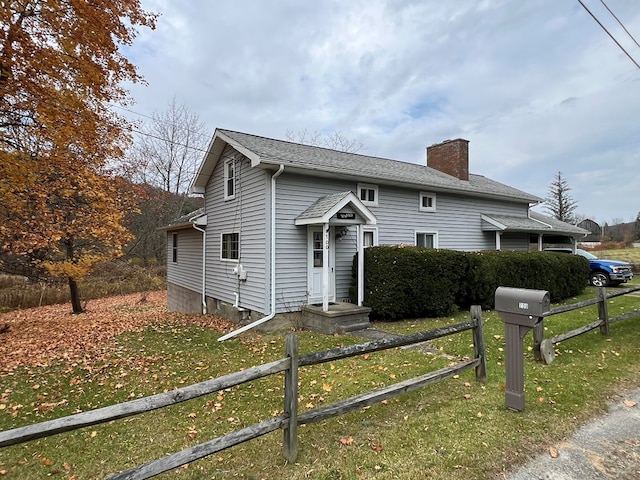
[
  {"x1": 535, "y1": 285, "x2": 640, "y2": 364},
  {"x1": 0, "y1": 306, "x2": 487, "y2": 480}
]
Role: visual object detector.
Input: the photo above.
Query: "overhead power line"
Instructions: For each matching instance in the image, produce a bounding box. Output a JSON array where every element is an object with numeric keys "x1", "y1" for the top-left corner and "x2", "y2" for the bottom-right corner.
[
  {"x1": 598, "y1": 0, "x2": 640, "y2": 50},
  {"x1": 577, "y1": 0, "x2": 640, "y2": 70}
]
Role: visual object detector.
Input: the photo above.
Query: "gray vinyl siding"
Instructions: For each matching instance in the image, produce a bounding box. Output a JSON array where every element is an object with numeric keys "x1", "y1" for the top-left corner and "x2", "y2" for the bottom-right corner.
[
  {"x1": 369, "y1": 185, "x2": 529, "y2": 250},
  {"x1": 166, "y1": 229, "x2": 203, "y2": 293},
  {"x1": 274, "y1": 174, "x2": 355, "y2": 312},
  {"x1": 204, "y1": 147, "x2": 269, "y2": 313},
  {"x1": 334, "y1": 228, "x2": 357, "y2": 302},
  {"x1": 501, "y1": 233, "x2": 531, "y2": 251},
  {"x1": 198, "y1": 156, "x2": 533, "y2": 315},
  {"x1": 272, "y1": 172, "x2": 533, "y2": 311}
]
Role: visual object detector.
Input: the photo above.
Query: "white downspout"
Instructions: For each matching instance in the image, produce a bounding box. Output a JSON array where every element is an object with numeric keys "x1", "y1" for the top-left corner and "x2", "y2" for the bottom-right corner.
[
  {"x1": 218, "y1": 164, "x2": 285, "y2": 341},
  {"x1": 357, "y1": 224, "x2": 364, "y2": 307},
  {"x1": 192, "y1": 223, "x2": 207, "y2": 314}
]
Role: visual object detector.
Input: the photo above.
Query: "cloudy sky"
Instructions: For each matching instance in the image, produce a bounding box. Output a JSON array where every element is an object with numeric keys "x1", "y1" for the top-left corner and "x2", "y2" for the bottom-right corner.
[{"x1": 123, "y1": 0, "x2": 640, "y2": 224}]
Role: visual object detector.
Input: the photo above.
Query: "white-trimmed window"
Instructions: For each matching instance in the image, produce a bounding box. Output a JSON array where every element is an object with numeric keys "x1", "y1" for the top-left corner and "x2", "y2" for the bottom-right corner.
[
  {"x1": 171, "y1": 233, "x2": 178, "y2": 263},
  {"x1": 419, "y1": 192, "x2": 436, "y2": 212},
  {"x1": 224, "y1": 158, "x2": 236, "y2": 200},
  {"x1": 221, "y1": 232, "x2": 239, "y2": 260},
  {"x1": 357, "y1": 183, "x2": 378, "y2": 206},
  {"x1": 363, "y1": 226, "x2": 378, "y2": 248},
  {"x1": 416, "y1": 231, "x2": 438, "y2": 248}
]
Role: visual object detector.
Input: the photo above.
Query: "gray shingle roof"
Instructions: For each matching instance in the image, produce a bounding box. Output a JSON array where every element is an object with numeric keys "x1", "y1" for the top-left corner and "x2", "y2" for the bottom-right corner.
[
  {"x1": 296, "y1": 192, "x2": 352, "y2": 221},
  {"x1": 217, "y1": 129, "x2": 542, "y2": 204},
  {"x1": 482, "y1": 210, "x2": 589, "y2": 236},
  {"x1": 159, "y1": 208, "x2": 205, "y2": 231}
]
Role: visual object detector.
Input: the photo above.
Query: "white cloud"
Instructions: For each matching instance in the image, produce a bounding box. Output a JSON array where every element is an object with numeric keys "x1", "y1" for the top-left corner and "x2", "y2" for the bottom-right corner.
[{"x1": 126, "y1": 0, "x2": 640, "y2": 223}]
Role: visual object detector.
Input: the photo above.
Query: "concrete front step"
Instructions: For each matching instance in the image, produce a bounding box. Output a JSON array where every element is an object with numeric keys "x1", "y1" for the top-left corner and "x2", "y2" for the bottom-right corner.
[{"x1": 302, "y1": 302, "x2": 372, "y2": 335}]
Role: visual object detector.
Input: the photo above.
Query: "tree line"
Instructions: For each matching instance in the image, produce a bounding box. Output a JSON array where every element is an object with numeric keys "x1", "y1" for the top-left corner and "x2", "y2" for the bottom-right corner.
[{"x1": 1, "y1": 3, "x2": 637, "y2": 314}]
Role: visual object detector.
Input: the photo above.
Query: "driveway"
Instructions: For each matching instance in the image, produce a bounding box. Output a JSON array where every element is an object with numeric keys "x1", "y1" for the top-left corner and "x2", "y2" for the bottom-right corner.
[{"x1": 506, "y1": 387, "x2": 640, "y2": 479}]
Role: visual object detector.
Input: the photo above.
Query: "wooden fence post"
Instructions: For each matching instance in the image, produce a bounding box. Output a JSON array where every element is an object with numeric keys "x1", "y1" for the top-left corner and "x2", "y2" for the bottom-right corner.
[
  {"x1": 532, "y1": 322, "x2": 544, "y2": 362},
  {"x1": 470, "y1": 305, "x2": 487, "y2": 383},
  {"x1": 597, "y1": 287, "x2": 610, "y2": 336},
  {"x1": 283, "y1": 333, "x2": 299, "y2": 462}
]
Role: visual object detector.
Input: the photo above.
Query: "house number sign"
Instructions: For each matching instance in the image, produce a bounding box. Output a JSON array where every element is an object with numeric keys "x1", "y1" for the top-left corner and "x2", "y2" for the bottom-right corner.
[{"x1": 337, "y1": 212, "x2": 356, "y2": 219}]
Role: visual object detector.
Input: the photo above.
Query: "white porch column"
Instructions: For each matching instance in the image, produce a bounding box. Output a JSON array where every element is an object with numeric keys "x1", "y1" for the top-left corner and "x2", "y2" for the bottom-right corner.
[
  {"x1": 495, "y1": 231, "x2": 502, "y2": 250},
  {"x1": 538, "y1": 235, "x2": 543, "y2": 251},
  {"x1": 322, "y1": 222, "x2": 330, "y2": 312},
  {"x1": 357, "y1": 224, "x2": 364, "y2": 307}
]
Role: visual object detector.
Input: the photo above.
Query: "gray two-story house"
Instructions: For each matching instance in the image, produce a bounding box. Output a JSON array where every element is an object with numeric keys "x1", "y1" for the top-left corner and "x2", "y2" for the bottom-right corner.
[{"x1": 164, "y1": 129, "x2": 586, "y2": 336}]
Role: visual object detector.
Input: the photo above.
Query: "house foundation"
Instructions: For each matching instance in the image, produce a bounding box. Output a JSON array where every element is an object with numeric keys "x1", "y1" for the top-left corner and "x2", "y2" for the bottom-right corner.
[
  {"x1": 301, "y1": 302, "x2": 372, "y2": 334},
  {"x1": 168, "y1": 284, "x2": 372, "y2": 335}
]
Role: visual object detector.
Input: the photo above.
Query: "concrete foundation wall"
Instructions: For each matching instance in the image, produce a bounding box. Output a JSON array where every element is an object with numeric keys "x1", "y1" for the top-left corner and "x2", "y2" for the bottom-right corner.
[
  {"x1": 168, "y1": 282, "x2": 368, "y2": 335},
  {"x1": 167, "y1": 282, "x2": 203, "y2": 313}
]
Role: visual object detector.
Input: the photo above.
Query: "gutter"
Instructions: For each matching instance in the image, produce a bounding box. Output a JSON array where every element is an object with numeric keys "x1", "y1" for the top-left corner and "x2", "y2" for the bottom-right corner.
[
  {"x1": 191, "y1": 222, "x2": 207, "y2": 314},
  {"x1": 218, "y1": 164, "x2": 285, "y2": 341}
]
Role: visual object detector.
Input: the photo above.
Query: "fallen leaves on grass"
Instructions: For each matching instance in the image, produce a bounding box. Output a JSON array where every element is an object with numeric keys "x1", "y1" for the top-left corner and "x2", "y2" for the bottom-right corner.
[
  {"x1": 339, "y1": 436, "x2": 354, "y2": 446},
  {"x1": 0, "y1": 291, "x2": 234, "y2": 373}
]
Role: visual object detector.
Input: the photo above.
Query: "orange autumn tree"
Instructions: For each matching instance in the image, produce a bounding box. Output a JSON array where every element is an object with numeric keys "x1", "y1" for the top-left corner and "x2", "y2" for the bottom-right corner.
[{"x1": 0, "y1": 1, "x2": 156, "y2": 312}]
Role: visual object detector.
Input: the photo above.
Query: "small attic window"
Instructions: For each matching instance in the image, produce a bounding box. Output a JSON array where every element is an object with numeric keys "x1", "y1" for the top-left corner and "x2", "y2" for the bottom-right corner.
[
  {"x1": 357, "y1": 183, "x2": 378, "y2": 206},
  {"x1": 419, "y1": 192, "x2": 436, "y2": 212}
]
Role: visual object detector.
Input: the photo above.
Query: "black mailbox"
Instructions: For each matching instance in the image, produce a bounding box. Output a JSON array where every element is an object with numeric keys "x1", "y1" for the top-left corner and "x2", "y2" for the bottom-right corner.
[{"x1": 495, "y1": 287, "x2": 550, "y2": 412}]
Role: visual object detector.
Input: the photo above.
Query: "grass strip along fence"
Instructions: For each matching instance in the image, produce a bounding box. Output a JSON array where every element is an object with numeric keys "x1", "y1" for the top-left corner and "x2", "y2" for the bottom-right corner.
[
  {"x1": 0, "y1": 307, "x2": 487, "y2": 479},
  {"x1": 535, "y1": 285, "x2": 640, "y2": 364}
]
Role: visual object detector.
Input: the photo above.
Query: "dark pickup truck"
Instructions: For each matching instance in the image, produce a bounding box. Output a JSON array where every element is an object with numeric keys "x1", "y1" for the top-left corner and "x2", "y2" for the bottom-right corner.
[{"x1": 544, "y1": 248, "x2": 634, "y2": 287}]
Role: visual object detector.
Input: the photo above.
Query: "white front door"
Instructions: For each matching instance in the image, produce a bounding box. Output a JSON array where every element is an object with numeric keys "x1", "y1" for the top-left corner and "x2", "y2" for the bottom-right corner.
[{"x1": 307, "y1": 226, "x2": 335, "y2": 304}]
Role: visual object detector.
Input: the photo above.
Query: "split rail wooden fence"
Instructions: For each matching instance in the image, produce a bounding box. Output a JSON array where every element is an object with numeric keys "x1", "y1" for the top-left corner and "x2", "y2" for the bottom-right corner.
[
  {"x1": 0, "y1": 306, "x2": 487, "y2": 480},
  {"x1": 534, "y1": 285, "x2": 640, "y2": 364}
]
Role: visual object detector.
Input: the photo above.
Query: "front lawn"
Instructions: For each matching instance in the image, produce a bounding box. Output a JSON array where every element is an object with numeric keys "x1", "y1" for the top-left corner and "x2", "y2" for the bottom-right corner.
[{"x1": 1, "y1": 288, "x2": 639, "y2": 479}]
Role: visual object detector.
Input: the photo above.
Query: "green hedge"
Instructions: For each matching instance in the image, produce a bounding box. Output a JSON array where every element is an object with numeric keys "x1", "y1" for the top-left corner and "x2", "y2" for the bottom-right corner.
[{"x1": 351, "y1": 247, "x2": 589, "y2": 320}]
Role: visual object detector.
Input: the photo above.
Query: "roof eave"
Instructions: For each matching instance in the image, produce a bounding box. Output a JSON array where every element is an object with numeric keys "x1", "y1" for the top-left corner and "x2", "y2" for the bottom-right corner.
[
  {"x1": 191, "y1": 130, "x2": 263, "y2": 192},
  {"x1": 258, "y1": 161, "x2": 540, "y2": 204}
]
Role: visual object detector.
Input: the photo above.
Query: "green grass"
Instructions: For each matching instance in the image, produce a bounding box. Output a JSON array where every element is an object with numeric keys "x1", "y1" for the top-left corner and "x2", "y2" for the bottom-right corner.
[
  {"x1": 1, "y1": 286, "x2": 639, "y2": 479},
  {"x1": 591, "y1": 247, "x2": 640, "y2": 267}
]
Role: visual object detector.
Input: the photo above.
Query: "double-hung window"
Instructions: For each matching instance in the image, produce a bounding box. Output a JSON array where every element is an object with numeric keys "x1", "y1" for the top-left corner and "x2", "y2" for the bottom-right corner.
[
  {"x1": 221, "y1": 232, "x2": 239, "y2": 260},
  {"x1": 357, "y1": 183, "x2": 378, "y2": 206},
  {"x1": 224, "y1": 159, "x2": 236, "y2": 200},
  {"x1": 416, "y1": 232, "x2": 438, "y2": 248}
]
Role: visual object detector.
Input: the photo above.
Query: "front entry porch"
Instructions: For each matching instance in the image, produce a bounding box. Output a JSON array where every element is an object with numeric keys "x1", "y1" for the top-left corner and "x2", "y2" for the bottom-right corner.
[{"x1": 302, "y1": 302, "x2": 372, "y2": 334}]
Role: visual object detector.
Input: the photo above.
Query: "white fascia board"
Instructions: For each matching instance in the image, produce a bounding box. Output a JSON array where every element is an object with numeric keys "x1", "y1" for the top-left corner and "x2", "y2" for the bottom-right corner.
[
  {"x1": 216, "y1": 131, "x2": 262, "y2": 167},
  {"x1": 191, "y1": 130, "x2": 263, "y2": 192},
  {"x1": 481, "y1": 214, "x2": 507, "y2": 231}
]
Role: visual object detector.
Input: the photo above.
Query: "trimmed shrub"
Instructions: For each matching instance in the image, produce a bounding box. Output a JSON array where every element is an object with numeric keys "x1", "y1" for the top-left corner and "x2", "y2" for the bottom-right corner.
[{"x1": 352, "y1": 247, "x2": 589, "y2": 320}]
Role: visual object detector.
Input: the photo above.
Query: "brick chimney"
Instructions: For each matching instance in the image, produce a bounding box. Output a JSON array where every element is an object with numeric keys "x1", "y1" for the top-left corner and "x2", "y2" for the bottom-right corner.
[{"x1": 426, "y1": 138, "x2": 469, "y2": 181}]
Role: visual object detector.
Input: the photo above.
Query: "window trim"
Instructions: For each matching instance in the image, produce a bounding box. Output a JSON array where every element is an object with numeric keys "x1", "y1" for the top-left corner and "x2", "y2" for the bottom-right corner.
[
  {"x1": 171, "y1": 232, "x2": 178, "y2": 263},
  {"x1": 362, "y1": 226, "x2": 378, "y2": 248},
  {"x1": 419, "y1": 192, "x2": 437, "y2": 212},
  {"x1": 415, "y1": 231, "x2": 438, "y2": 248},
  {"x1": 220, "y1": 232, "x2": 239, "y2": 261},
  {"x1": 357, "y1": 183, "x2": 378, "y2": 207},
  {"x1": 224, "y1": 158, "x2": 236, "y2": 200}
]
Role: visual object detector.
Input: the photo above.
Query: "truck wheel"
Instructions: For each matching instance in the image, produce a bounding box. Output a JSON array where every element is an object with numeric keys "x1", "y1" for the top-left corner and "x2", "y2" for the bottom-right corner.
[{"x1": 590, "y1": 271, "x2": 610, "y2": 287}]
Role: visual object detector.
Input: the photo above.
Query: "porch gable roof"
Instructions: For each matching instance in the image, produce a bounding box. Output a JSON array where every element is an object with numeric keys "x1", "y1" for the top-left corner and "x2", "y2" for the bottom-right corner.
[{"x1": 294, "y1": 191, "x2": 377, "y2": 226}]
